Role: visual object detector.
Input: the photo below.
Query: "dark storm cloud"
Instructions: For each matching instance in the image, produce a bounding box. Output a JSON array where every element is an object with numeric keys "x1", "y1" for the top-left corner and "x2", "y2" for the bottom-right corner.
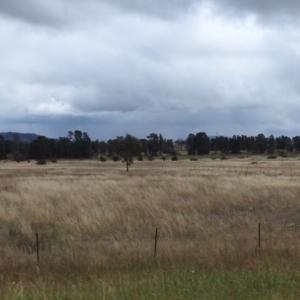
[
  {"x1": 1, "y1": 0, "x2": 299, "y2": 27},
  {"x1": 97, "y1": 0, "x2": 300, "y2": 21},
  {"x1": 214, "y1": 0, "x2": 300, "y2": 17},
  {"x1": 0, "y1": 0, "x2": 200, "y2": 27},
  {"x1": 102, "y1": 0, "x2": 200, "y2": 18},
  {"x1": 0, "y1": 0, "x2": 65, "y2": 26}
]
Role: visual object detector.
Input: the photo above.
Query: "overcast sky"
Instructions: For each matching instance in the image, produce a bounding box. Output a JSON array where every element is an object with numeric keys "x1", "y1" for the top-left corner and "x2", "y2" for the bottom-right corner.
[{"x1": 1, "y1": 0, "x2": 300, "y2": 140}]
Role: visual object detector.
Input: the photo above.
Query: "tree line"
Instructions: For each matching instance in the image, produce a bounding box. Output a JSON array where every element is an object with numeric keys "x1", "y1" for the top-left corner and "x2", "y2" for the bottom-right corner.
[
  {"x1": 0, "y1": 131, "x2": 174, "y2": 161},
  {"x1": 0, "y1": 131, "x2": 300, "y2": 162},
  {"x1": 186, "y1": 133, "x2": 300, "y2": 155}
]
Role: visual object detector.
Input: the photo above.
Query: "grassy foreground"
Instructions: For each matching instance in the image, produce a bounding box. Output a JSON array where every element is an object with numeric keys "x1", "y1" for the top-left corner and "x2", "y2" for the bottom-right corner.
[
  {"x1": 1, "y1": 158, "x2": 300, "y2": 298},
  {"x1": 2, "y1": 260, "x2": 300, "y2": 299}
]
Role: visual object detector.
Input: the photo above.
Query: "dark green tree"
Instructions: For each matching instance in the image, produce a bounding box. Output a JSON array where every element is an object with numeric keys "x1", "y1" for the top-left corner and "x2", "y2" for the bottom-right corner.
[
  {"x1": 99, "y1": 141, "x2": 108, "y2": 155},
  {"x1": 211, "y1": 136, "x2": 229, "y2": 153},
  {"x1": 119, "y1": 134, "x2": 141, "y2": 171},
  {"x1": 69, "y1": 130, "x2": 92, "y2": 158},
  {"x1": 0, "y1": 136, "x2": 7, "y2": 159},
  {"x1": 5, "y1": 140, "x2": 12, "y2": 155},
  {"x1": 229, "y1": 135, "x2": 241, "y2": 154},
  {"x1": 91, "y1": 139, "x2": 99, "y2": 157},
  {"x1": 147, "y1": 133, "x2": 160, "y2": 156},
  {"x1": 255, "y1": 134, "x2": 268, "y2": 154},
  {"x1": 292, "y1": 136, "x2": 300, "y2": 152},
  {"x1": 174, "y1": 138, "x2": 185, "y2": 151},
  {"x1": 29, "y1": 136, "x2": 50, "y2": 159},
  {"x1": 268, "y1": 135, "x2": 276, "y2": 154},
  {"x1": 82, "y1": 132, "x2": 92, "y2": 158},
  {"x1": 73, "y1": 130, "x2": 83, "y2": 158},
  {"x1": 162, "y1": 139, "x2": 174, "y2": 154},
  {"x1": 107, "y1": 140, "x2": 115, "y2": 157},
  {"x1": 159, "y1": 134, "x2": 164, "y2": 155},
  {"x1": 57, "y1": 137, "x2": 72, "y2": 158},
  {"x1": 194, "y1": 132, "x2": 210, "y2": 155},
  {"x1": 186, "y1": 134, "x2": 195, "y2": 155},
  {"x1": 139, "y1": 139, "x2": 148, "y2": 154},
  {"x1": 276, "y1": 136, "x2": 293, "y2": 152},
  {"x1": 246, "y1": 136, "x2": 255, "y2": 153}
]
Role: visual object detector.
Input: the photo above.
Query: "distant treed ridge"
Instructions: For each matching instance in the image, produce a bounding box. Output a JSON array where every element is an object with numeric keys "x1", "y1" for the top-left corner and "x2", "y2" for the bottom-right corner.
[{"x1": 0, "y1": 131, "x2": 298, "y2": 161}]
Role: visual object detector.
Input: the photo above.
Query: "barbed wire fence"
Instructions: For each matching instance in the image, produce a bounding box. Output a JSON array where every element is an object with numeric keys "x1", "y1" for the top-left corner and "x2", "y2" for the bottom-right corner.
[{"x1": 2, "y1": 223, "x2": 300, "y2": 271}]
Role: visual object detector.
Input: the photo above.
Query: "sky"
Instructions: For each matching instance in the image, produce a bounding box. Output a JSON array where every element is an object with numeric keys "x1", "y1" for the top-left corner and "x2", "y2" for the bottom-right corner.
[{"x1": 1, "y1": 0, "x2": 300, "y2": 141}]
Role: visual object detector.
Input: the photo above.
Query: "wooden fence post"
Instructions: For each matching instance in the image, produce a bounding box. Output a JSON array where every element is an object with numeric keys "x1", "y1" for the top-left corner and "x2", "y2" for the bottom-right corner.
[
  {"x1": 258, "y1": 223, "x2": 261, "y2": 249},
  {"x1": 154, "y1": 228, "x2": 158, "y2": 259},
  {"x1": 36, "y1": 232, "x2": 40, "y2": 266}
]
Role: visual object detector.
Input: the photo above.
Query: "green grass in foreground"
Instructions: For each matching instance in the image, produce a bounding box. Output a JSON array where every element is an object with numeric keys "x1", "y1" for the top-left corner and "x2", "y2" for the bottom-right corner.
[{"x1": 2, "y1": 261, "x2": 300, "y2": 300}]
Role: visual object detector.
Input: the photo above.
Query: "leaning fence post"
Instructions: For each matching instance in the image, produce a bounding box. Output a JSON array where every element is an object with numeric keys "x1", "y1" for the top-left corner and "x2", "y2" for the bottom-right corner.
[
  {"x1": 36, "y1": 232, "x2": 40, "y2": 266},
  {"x1": 154, "y1": 228, "x2": 158, "y2": 259},
  {"x1": 258, "y1": 223, "x2": 261, "y2": 249}
]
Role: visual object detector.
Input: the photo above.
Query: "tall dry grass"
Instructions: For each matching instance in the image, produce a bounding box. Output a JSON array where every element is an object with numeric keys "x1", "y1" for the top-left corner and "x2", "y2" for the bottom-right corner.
[{"x1": 0, "y1": 158, "x2": 300, "y2": 275}]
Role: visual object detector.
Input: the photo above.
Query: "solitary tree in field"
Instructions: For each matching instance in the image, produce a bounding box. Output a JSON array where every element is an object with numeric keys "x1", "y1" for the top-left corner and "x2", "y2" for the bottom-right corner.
[{"x1": 121, "y1": 134, "x2": 142, "y2": 171}]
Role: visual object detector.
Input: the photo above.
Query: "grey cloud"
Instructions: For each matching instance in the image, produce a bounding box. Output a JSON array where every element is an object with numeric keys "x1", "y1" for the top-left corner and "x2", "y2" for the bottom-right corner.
[
  {"x1": 2, "y1": 1, "x2": 300, "y2": 140},
  {"x1": 101, "y1": 0, "x2": 200, "y2": 18},
  {"x1": 211, "y1": 0, "x2": 300, "y2": 22},
  {"x1": 0, "y1": 0, "x2": 119, "y2": 27},
  {"x1": 0, "y1": 0, "x2": 65, "y2": 26},
  {"x1": 108, "y1": 0, "x2": 300, "y2": 21},
  {"x1": 2, "y1": 0, "x2": 300, "y2": 29},
  {"x1": 218, "y1": 0, "x2": 300, "y2": 14},
  {"x1": 0, "y1": 0, "x2": 201, "y2": 27}
]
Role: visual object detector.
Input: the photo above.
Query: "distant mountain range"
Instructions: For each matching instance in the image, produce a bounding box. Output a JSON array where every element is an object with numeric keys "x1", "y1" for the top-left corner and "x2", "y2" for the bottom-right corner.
[{"x1": 0, "y1": 132, "x2": 38, "y2": 142}]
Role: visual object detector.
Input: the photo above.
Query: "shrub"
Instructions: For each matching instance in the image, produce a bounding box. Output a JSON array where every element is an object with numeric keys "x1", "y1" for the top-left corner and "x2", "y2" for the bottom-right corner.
[
  {"x1": 171, "y1": 155, "x2": 178, "y2": 161},
  {"x1": 220, "y1": 155, "x2": 227, "y2": 160},
  {"x1": 279, "y1": 152, "x2": 288, "y2": 158},
  {"x1": 148, "y1": 155, "x2": 154, "y2": 161},
  {"x1": 211, "y1": 157, "x2": 216, "y2": 160},
  {"x1": 137, "y1": 154, "x2": 143, "y2": 161},
  {"x1": 123, "y1": 156, "x2": 133, "y2": 164},
  {"x1": 36, "y1": 159, "x2": 46, "y2": 165},
  {"x1": 50, "y1": 158, "x2": 57, "y2": 163},
  {"x1": 267, "y1": 155, "x2": 277, "y2": 159},
  {"x1": 100, "y1": 155, "x2": 107, "y2": 162},
  {"x1": 112, "y1": 154, "x2": 120, "y2": 162},
  {"x1": 190, "y1": 157, "x2": 198, "y2": 161},
  {"x1": 12, "y1": 152, "x2": 25, "y2": 162},
  {"x1": 161, "y1": 155, "x2": 166, "y2": 161}
]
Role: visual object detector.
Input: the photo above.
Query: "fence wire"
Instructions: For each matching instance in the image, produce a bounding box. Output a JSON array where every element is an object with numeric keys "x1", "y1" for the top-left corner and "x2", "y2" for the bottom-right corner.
[{"x1": 1, "y1": 224, "x2": 300, "y2": 267}]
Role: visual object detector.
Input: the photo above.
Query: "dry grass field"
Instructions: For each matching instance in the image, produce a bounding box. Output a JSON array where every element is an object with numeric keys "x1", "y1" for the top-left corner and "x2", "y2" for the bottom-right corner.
[{"x1": 1, "y1": 156, "x2": 300, "y2": 298}]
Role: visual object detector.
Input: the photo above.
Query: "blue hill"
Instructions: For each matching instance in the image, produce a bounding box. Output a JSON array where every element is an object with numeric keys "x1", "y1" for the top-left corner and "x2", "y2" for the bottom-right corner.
[{"x1": 0, "y1": 132, "x2": 38, "y2": 142}]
